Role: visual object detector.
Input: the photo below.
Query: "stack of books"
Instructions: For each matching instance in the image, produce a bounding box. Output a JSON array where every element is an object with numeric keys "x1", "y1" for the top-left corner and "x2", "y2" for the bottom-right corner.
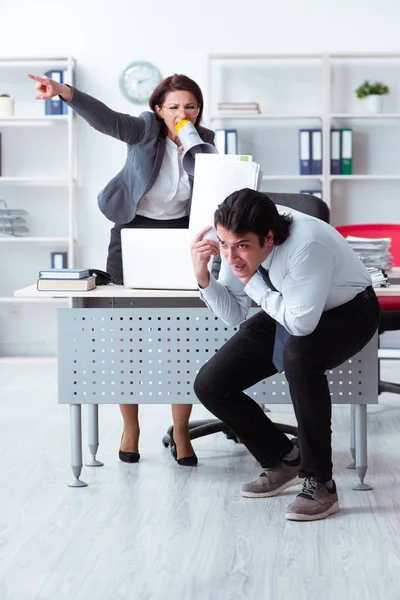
[
  {"x1": 345, "y1": 235, "x2": 393, "y2": 271},
  {"x1": 37, "y1": 268, "x2": 97, "y2": 291},
  {"x1": 218, "y1": 102, "x2": 260, "y2": 115}
]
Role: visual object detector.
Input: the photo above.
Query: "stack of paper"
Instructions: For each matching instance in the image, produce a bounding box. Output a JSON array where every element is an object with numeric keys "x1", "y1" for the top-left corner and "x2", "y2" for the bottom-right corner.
[
  {"x1": 188, "y1": 154, "x2": 262, "y2": 282},
  {"x1": 367, "y1": 267, "x2": 390, "y2": 288},
  {"x1": 345, "y1": 235, "x2": 393, "y2": 271},
  {"x1": 189, "y1": 154, "x2": 262, "y2": 235},
  {"x1": 0, "y1": 206, "x2": 29, "y2": 237}
]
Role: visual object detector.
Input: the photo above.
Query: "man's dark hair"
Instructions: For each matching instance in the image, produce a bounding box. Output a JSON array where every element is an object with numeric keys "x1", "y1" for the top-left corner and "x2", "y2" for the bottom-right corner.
[{"x1": 214, "y1": 188, "x2": 293, "y2": 246}]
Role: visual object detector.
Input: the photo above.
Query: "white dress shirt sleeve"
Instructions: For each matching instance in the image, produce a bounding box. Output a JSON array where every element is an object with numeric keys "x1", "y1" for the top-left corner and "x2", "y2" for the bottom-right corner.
[{"x1": 245, "y1": 241, "x2": 336, "y2": 336}]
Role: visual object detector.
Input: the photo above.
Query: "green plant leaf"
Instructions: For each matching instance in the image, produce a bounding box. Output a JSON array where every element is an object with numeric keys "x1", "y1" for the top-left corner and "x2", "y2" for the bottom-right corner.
[{"x1": 355, "y1": 79, "x2": 390, "y2": 98}]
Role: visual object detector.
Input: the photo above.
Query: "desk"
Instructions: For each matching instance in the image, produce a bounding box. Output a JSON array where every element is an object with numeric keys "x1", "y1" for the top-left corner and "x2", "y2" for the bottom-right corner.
[
  {"x1": 15, "y1": 284, "x2": 400, "y2": 489},
  {"x1": 388, "y1": 266, "x2": 400, "y2": 285}
]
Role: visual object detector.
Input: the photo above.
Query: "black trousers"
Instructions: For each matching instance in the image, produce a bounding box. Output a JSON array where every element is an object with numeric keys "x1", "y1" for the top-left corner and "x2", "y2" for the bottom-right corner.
[
  {"x1": 194, "y1": 288, "x2": 380, "y2": 481},
  {"x1": 106, "y1": 215, "x2": 189, "y2": 284}
]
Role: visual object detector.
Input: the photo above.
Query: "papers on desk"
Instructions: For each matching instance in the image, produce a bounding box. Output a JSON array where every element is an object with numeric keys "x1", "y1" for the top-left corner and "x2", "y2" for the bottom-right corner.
[
  {"x1": 0, "y1": 206, "x2": 29, "y2": 237},
  {"x1": 344, "y1": 235, "x2": 393, "y2": 271},
  {"x1": 367, "y1": 267, "x2": 390, "y2": 288}
]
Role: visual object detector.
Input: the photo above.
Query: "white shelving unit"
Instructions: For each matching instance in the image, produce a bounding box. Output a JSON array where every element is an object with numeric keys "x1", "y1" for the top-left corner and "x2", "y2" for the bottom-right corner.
[
  {"x1": 0, "y1": 56, "x2": 77, "y2": 355},
  {"x1": 207, "y1": 53, "x2": 400, "y2": 226}
]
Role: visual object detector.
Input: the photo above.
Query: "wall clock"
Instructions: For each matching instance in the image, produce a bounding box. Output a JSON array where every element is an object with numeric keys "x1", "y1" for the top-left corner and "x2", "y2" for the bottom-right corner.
[{"x1": 119, "y1": 61, "x2": 162, "y2": 104}]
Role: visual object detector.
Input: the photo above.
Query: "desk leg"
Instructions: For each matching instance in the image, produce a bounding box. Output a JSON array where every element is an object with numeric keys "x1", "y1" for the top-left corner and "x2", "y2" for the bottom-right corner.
[
  {"x1": 86, "y1": 404, "x2": 104, "y2": 467},
  {"x1": 346, "y1": 405, "x2": 356, "y2": 469},
  {"x1": 68, "y1": 404, "x2": 88, "y2": 488},
  {"x1": 353, "y1": 404, "x2": 372, "y2": 491}
]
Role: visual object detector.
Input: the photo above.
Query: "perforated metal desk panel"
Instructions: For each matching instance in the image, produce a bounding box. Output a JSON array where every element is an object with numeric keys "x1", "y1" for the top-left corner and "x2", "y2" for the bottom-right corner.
[{"x1": 58, "y1": 304, "x2": 378, "y2": 406}]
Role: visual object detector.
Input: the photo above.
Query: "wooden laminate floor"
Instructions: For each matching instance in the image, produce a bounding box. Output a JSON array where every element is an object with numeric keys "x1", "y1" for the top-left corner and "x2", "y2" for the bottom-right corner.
[{"x1": 0, "y1": 358, "x2": 400, "y2": 600}]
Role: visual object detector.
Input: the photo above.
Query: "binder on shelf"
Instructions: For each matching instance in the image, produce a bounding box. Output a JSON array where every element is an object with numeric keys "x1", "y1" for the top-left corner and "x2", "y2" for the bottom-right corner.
[
  {"x1": 214, "y1": 129, "x2": 226, "y2": 154},
  {"x1": 341, "y1": 128, "x2": 353, "y2": 175},
  {"x1": 44, "y1": 70, "x2": 63, "y2": 115},
  {"x1": 61, "y1": 69, "x2": 75, "y2": 115},
  {"x1": 310, "y1": 129, "x2": 322, "y2": 175},
  {"x1": 330, "y1": 129, "x2": 341, "y2": 175},
  {"x1": 226, "y1": 129, "x2": 237, "y2": 154},
  {"x1": 0, "y1": 132, "x2": 2, "y2": 176},
  {"x1": 299, "y1": 129, "x2": 311, "y2": 175},
  {"x1": 300, "y1": 189, "x2": 323, "y2": 200},
  {"x1": 213, "y1": 129, "x2": 238, "y2": 154},
  {"x1": 51, "y1": 251, "x2": 68, "y2": 269}
]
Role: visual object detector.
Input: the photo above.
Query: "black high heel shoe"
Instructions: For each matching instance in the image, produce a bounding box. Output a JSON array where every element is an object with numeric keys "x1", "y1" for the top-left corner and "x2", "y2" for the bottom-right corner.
[
  {"x1": 119, "y1": 432, "x2": 140, "y2": 463},
  {"x1": 170, "y1": 428, "x2": 198, "y2": 467}
]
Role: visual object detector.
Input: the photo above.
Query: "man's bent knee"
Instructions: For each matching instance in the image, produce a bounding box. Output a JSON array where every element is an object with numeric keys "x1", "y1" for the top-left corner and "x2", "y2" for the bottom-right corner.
[{"x1": 193, "y1": 363, "x2": 227, "y2": 407}]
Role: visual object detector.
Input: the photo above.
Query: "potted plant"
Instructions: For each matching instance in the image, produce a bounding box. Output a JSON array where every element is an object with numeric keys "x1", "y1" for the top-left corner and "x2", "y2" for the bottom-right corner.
[{"x1": 355, "y1": 80, "x2": 390, "y2": 113}]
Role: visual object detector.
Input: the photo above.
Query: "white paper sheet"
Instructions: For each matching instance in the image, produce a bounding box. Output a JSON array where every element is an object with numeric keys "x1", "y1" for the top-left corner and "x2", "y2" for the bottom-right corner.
[{"x1": 188, "y1": 154, "x2": 262, "y2": 237}]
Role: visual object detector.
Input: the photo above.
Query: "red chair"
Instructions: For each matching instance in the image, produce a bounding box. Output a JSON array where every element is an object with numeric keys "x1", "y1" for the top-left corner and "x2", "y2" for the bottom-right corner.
[{"x1": 336, "y1": 223, "x2": 400, "y2": 395}]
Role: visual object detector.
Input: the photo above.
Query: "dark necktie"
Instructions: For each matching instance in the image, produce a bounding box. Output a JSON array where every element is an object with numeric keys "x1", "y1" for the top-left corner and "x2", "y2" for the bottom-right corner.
[{"x1": 257, "y1": 265, "x2": 290, "y2": 373}]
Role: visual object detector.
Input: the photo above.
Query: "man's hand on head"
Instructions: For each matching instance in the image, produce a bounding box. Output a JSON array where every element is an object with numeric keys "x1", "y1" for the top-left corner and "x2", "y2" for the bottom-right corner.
[{"x1": 190, "y1": 226, "x2": 220, "y2": 289}]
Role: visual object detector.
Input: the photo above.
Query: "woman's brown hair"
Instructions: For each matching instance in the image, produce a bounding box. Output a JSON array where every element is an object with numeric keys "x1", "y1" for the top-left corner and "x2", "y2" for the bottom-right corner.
[{"x1": 149, "y1": 74, "x2": 204, "y2": 132}]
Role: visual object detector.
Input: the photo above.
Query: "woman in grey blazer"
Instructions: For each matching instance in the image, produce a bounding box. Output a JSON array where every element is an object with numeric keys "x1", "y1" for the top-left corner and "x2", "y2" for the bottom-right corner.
[{"x1": 28, "y1": 71, "x2": 215, "y2": 467}]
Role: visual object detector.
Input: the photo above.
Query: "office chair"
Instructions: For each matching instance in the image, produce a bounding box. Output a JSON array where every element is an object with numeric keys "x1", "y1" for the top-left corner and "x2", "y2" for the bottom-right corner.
[
  {"x1": 162, "y1": 193, "x2": 330, "y2": 449},
  {"x1": 336, "y1": 223, "x2": 400, "y2": 396}
]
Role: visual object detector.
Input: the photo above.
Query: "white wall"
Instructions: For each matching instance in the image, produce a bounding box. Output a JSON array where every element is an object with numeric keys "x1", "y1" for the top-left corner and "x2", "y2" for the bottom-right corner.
[
  {"x1": 2, "y1": 0, "x2": 400, "y2": 270},
  {"x1": 1, "y1": 0, "x2": 400, "y2": 354}
]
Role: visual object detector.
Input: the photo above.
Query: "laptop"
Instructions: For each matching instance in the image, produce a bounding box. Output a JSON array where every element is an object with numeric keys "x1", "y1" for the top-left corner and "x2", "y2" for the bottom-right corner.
[{"x1": 121, "y1": 228, "x2": 199, "y2": 290}]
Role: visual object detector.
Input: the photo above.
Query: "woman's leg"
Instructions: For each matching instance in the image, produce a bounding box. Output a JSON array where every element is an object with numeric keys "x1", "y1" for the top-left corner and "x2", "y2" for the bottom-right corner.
[
  {"x1": 119, "y1": 404, "x2": 140, "y2": 453},
  {"x1": 106, "y1": 224, "x2": 124, "y2": 284},
  {"x1": 108, "y1": 215, "x2": 191, "y2": 457},
  {"x1": 171, "y1": 404, "x2": 194, "y2": 459}
]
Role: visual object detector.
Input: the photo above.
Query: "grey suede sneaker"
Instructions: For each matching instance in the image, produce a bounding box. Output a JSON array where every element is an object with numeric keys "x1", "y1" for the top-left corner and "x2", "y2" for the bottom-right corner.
[
  {"x1": 241, "y1": 461, "x2": 304, "y2": 498},
  {"x1": 285, "y1": 477, "x2": 340, "y2": 521}
]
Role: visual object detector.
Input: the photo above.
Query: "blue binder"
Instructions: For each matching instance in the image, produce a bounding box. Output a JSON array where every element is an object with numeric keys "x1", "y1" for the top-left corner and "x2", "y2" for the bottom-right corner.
[
  {"x1": 299, "y1": 129, "x2": 311, "y2": 175},
  {"x1": 226, "y1": 129, "x2": 238, "y2": 154},
  {"x1": 330, "y1": 129, "x2": 341, "y2": 175},
  {"x1": 213, "y1": 129, "x2": 238, "y2": 154},
  {"x1": 310, "y1": 129, "x2": 322, "y2": 175},
  {"x1": 51, "y1": 251, "x2": 68, "y2": 269},
  {"x1": 214, "y1": 129, "x2": 227, "y2": 154},
  {"x1": 44, "y1": 70, "x2": 63, "y2": 115},
  {"x1": 61, "y1": 69, "x2": 75, "y2": 115}
]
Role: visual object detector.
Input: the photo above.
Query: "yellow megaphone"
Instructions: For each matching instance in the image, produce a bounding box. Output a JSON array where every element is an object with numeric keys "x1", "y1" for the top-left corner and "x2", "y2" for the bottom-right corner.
[{"x1": 175, "y1": 120, "x2": 218, "y2": 176}]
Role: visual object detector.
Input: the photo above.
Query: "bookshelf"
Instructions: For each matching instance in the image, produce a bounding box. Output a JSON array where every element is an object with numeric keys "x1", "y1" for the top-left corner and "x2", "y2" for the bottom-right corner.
[
  {"x1": 207, "y1": 53, "x2": 400, "y2": 227},
  {"x1": 0, "y1": 56, "x2": 77, "y2": 355}
]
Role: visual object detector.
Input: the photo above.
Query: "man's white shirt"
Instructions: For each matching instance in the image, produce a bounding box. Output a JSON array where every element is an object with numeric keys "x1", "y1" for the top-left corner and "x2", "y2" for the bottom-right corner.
[{"x1": 200, "y1": 205, "x2": 372, "y2": 336}]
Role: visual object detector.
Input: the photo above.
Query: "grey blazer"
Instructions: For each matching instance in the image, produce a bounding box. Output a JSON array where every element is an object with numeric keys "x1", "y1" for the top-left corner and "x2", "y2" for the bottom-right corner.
[{"x1": 66, "y1": 87, "x2": 215, "y2": 224}]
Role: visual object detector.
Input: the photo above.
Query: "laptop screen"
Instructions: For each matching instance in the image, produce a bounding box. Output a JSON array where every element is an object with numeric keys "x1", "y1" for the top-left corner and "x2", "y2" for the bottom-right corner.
[{"x1": 121, "y1": 228, "x2": 199, "y2": 290}]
